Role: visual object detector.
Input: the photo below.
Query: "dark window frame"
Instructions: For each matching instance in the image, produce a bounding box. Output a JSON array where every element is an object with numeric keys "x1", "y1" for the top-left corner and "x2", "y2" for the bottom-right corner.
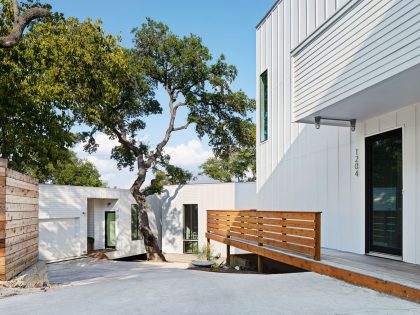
[
  {"x1": 365, "y1": 128, "x2": 403, "y2": 256},
  {"x1": 183, "y1": 204, "x2": 198, "y2": 254},
  {"x1": 260, "y1": 70, "x2": 268, "y2": 142},
  {"x1": 131, "y1": 204, "x2": 143, "y2": 241}
]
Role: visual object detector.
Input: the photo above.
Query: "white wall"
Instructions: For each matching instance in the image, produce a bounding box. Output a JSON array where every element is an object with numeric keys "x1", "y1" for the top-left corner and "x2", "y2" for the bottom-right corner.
[
  {"x1": 87, "y1": 199, "x2": 94, "y2": 238},
  {"x1": 292, "y1": 1, "x2": 420, "y2": 122},
  {"x1": 90, "y1": 199, "x2": 118, "y2": 250},
  {"x1": 39, "y1": 185, "x2": 160, "y2": 261},
  {"x1": 148, "y1": 182, "x2": 257, "y2": 257},
  {"x1": 257, "y1": 0, "x2": 420, "y2": 264}
]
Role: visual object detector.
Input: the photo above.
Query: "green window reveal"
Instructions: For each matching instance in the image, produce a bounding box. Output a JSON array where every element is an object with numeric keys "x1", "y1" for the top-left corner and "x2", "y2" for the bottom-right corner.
[
  {"x1": 131, "y1": 204, "x2": 143, "y2": 241},
  {"x1": 105, "y1": 212, "x2": 116, "y2": 248},
  {"x1": 260, "y1": 70, "x2": 268, "y2": 142}
]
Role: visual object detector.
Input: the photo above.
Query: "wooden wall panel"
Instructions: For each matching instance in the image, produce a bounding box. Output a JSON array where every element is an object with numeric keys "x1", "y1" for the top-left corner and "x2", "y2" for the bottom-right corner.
[{"x1": 0, "y1": 159, "x2": 39, "y2": 281}]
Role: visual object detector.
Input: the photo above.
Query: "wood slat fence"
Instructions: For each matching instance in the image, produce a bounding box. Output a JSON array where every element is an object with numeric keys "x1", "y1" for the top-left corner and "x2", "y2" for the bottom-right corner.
[
  {"x1": 206, "y1": 209, "x2": 321, "y2": 261},
  {"x1": 0, "y1": 159, "x2": 39, "y2": 281}
]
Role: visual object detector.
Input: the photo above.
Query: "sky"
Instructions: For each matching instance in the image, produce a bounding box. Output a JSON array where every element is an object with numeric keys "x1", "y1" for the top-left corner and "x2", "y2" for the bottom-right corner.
[{"x1": 47, "y1": 0, "x2": 275, "y2": 188}]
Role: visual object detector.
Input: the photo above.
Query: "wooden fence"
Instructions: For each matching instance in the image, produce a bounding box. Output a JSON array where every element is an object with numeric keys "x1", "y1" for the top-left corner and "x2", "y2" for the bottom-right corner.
[
  {"x1": 0, "y1": 159, "x2": 39, "y2": 281},
  {"x1": 206, "y1": 210, "x2": 321, "y2": 262}
]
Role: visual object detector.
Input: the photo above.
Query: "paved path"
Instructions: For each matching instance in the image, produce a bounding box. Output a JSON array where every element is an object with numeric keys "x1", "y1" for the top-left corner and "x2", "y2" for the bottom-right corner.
[{"x1": 0, "y1": 258, "x2": 419, "y2": 315}]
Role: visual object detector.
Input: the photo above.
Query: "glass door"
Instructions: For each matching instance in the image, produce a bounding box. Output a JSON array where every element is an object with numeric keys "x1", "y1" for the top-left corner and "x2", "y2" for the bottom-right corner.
[
  {"x1": 183, "y1": 204, "x2": 198, "y2": 254},
  {"x1": 365, "y1": 129, "x2": 402, "y2": 256},
  {"x1": 105, "y1": 211, "x2": 116, "y2": 248}
]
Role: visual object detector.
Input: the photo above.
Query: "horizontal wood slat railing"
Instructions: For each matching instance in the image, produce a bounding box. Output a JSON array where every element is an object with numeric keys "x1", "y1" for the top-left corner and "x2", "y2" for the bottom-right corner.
[{"x1": 206, "y1": 210, "x2": 321, "y2": 261}]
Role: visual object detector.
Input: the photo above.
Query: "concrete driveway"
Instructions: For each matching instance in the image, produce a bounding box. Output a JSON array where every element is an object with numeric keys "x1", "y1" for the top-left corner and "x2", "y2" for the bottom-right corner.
[{"x1": 0, "y1": 258, "x2": 419, "y2": 315}]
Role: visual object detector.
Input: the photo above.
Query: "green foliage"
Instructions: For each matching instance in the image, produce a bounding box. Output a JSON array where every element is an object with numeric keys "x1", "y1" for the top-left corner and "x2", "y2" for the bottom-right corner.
[
  {"x1": 132, "y1": 18, "x2": 256, "y2": 159},
  {"x1": 142, "y1": 165, "x2": 194, "y2": 195},
  {"x1": 42, "y1": 151, "x2": 105, "y2": 187},
  {"x1": 200, "y1": 149, "x2": 256, "y2": 183},
  {"x1": 164, "y1": 165, "x2": 194, "y2": 185},
  {"x1": 0, "y1": 5, "x2": 126, "y2": 180},
  {"x1": 197, "y1": 244, "x2": 215, "y2": 261},
  {"x1": 0, "y1": 0, "x2": 50, "y2": 37},
  {"x1": 200, "y1": 124, "x2": 256, "y2": 182}
]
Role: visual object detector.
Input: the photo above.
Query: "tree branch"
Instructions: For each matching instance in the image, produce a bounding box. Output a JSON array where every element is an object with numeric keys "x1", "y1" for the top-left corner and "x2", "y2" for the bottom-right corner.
[
  {"x1": 174, "y1": 101, "x2": 187, "y2": 109},
  {"x1": 172, "y1": 122, "x2": 190, "y2": 132},
  {"x1": 141, "y1": 186, "x2": 158, "y2": 197},
  {"x1": 0, "y1": 0, "x2": 50, "y2": 48},
  {"x1": 12, "y1": 0, "x2": 19, "y2": 22},
  {"x1": 112, "y1": 127, "x2": 140, "y2": 157},
  {"x1": 146, "y1": 99, "x2": 177, "y2": 167}
]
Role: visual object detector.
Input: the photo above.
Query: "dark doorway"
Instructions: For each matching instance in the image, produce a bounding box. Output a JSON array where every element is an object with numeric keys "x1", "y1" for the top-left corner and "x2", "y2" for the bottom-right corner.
[{"x1": 365, "y1": 128, "x2": 402, "y2": 256}]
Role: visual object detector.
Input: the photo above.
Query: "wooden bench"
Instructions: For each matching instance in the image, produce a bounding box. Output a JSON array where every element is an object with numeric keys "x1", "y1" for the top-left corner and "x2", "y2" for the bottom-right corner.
[{"x1": 205, "y1": 210, "x2": 321, "y2": 270}]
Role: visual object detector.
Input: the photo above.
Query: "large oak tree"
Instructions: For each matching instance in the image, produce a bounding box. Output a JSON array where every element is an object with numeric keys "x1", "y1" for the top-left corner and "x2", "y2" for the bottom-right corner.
[
  {"x1": 0, "y1": 8, "x2": 128, "y2": 180},
  {"x1": 0, "y1": 0, "x2": 50, "y2": 48},
  {"x1": 79, "y1": 18, "x2": 255, "y2": 261}
]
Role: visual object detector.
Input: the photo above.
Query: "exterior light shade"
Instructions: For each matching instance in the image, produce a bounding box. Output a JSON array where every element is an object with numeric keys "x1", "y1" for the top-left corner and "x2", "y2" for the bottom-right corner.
[{"x1": 315, "y1": 116, "x2": 321, "y2": 129}]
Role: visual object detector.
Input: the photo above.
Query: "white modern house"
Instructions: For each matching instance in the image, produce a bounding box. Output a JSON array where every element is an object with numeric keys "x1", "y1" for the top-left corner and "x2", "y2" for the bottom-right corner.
[
  {"x1": 256, "y1": 0, "x2": 420, "y2": 265},
  {"x1": 148, "y1": 182, "x2": 256, "y2": 257},
  {"x1": 39, "y1": 185, "x2": 160, "y2": 261},
  {"x1": 38, "y1": 182, "x2": 256, "y2": 261}
]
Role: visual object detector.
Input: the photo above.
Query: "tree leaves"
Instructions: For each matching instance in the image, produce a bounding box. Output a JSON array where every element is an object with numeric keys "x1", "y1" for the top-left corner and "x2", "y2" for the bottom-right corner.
[
  {"x1": 0, "y1": 8, "x2": 128, "y2": 180},
  {"x1": 200, "y1": 124, "x2": 256, "y2": 183},
  {"x1": 43, "y1": 151, "x2": 105, "y2": 187}
]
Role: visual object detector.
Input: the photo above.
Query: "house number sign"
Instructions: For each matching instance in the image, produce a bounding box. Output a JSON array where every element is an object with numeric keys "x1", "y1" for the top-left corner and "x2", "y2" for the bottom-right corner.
[{"x1": 354, "y1": 149, "x2": 359, "y2": 177}]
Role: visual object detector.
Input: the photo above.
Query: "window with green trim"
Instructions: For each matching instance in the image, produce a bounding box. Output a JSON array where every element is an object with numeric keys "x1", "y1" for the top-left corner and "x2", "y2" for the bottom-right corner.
[{"x1": 260, "y1": 70, "x2": 268, "y2": 142}]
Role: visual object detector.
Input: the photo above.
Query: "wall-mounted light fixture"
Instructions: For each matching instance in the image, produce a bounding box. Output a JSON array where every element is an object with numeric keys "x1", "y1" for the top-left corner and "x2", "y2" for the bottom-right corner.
[
  {"x1": 314, "y1": 116, "x2": 356, "y2": 132},
  {"x1": 315, "y1": 116, "x2": 321, "y2": 129}
]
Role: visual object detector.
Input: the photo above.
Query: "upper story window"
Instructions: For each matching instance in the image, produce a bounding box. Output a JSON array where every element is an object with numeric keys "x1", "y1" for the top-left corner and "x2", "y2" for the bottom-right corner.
[{"x1": 260, "y1": 70, "x2": 268, "y2": 142}]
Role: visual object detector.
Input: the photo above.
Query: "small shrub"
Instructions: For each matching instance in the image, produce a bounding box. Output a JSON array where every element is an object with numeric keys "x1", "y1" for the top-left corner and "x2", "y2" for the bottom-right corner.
[{"x1": 196, "y1": 244, "x2": 220, "y2": 261}]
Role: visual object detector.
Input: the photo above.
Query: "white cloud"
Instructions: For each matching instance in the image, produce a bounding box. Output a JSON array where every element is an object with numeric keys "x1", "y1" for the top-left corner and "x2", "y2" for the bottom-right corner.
[
  {"x1": 73, "y1": 132, "x2": 137, "y2": 189},
  {"x1": 165, "y1": 140, "x2": 213, "y2": 167},
  {"x1": 73, "y1": 134, "x2": 211, "y2": 188}
]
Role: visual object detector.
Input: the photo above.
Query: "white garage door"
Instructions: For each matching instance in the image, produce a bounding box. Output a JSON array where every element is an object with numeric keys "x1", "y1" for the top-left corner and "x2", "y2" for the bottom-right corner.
[{"x1": 39, "y1": 218, "x2": 81, "y2": 261}]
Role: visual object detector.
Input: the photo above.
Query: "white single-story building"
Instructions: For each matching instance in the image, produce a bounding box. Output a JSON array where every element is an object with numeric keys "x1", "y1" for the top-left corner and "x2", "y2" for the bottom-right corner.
[
  {"x1": 148, "y1": 182, "x2": 257, "y2": 257},
  {"x1": 39, "y1": 184, "x2": 160, "y2": 261},
  {"x1": 39, "y1": 182, "x2": 256, "y2": 261},
  {"x1": 256, "y1": 0, "x2": 420, "y2": 265}
]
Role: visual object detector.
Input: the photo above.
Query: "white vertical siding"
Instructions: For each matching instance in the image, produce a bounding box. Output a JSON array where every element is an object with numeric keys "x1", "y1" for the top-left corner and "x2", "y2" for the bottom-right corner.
[
  {"x1": 39, "y1": 185, "x2": 149, "y2": 261},
  {"x1": 307, "y1": 0, "x2": 317, "y2": 34},
  {"x1": 292, "y1": 1, "x2": 420, "y2": 122},
  {"x1": 326, "y1": 0, "x2": 336, "y2": 18},
  {"x1": 316, "y1": 0, "x2": 326, "y2": 28},
  {"x1": 149, "y1": 183, "x2": 257, "y2": 257},
  {"x1": 256, "y1": 0, "x2": 349, "y2": 199},
  {"x1": 257, "y1": 0, "x2": 420, "y2": 265},
  {"x1": 87, "y1": 199, "x2": 94, "y2": 238}
]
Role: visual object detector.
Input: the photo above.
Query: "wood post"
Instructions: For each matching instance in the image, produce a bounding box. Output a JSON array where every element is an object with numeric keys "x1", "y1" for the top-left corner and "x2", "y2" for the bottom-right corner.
[
  {"x1": 257, "y1": 214, "x2": 263, "y2": 273},
  {"x1": 206, "y1": 237, "x2": 210, "y2": 260},
  {"x1": 257, "y1": 255, "x2": 263, "y2": 273},
  {"x1": 314, "y1": 212, "x2": 321, "y2": 261},
  {"x1": 226, "y1": 244, "x2": 230, "y2": 265}
]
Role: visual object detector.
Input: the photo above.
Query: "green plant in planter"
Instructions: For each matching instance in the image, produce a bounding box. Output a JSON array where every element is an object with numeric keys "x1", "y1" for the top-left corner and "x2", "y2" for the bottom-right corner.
[
  {"x1": 211, "y1": 262, "x2": 226, "y2": 270},
  {"x1": 196, "y1": 244, "x2": 220, "y2": 261}
]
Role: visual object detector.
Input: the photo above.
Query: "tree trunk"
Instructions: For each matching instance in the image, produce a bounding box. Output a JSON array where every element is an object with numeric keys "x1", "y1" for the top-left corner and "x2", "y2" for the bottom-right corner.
[{"x1": 131, "y1": 181, "x2": 166, "y2": 262}]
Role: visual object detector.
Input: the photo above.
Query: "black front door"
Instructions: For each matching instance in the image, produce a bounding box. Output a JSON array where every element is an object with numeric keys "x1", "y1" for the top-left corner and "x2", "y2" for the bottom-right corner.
[{"x1": 366, "y1": 128, "x2": 402, "y2": 256}]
